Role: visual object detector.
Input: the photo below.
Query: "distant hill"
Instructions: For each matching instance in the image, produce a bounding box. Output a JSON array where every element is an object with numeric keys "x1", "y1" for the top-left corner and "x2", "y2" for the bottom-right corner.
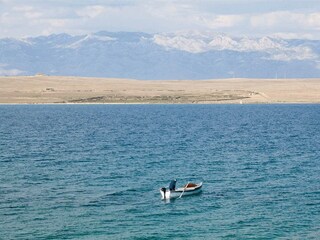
[{"x1": 0, "y1": 31, "x2": 319, "y2": 79}]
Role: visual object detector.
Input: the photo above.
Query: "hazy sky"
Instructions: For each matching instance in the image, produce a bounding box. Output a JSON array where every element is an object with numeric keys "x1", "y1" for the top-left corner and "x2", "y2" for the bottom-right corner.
[{"x1": 1, "y1": 0, "x2": 320, "y2": 38}]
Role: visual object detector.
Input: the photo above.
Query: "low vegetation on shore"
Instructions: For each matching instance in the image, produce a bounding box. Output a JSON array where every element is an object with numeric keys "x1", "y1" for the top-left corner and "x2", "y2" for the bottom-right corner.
[{"x1": 0, "y1": 76, "x2": 319, "y2": 104}]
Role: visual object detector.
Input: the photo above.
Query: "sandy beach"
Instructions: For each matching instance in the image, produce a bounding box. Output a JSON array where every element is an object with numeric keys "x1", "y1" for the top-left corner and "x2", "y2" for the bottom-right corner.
[{"x1": 0, "y1": 76, "x2": 319, "y2": 104}]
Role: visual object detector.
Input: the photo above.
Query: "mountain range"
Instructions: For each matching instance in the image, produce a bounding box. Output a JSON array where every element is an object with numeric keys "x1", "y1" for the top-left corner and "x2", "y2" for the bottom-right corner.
[{"x1": 0, "y1": 31, "x2": 319, "y2": 79}]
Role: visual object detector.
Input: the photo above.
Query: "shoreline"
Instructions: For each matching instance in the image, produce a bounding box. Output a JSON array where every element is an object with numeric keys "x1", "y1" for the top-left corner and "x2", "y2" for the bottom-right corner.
[
  {"x1": 0, "y1": 102, "x2": 319, "y2": 105},
  {"x1": 1, "y1": 76, "x2": 320, "y2": 104}
]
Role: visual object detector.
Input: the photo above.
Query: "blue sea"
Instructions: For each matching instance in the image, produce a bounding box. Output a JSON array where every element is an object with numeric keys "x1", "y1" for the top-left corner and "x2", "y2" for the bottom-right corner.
[{"x1": 1, "y1": 104, "x2": 319, "y2": 239}]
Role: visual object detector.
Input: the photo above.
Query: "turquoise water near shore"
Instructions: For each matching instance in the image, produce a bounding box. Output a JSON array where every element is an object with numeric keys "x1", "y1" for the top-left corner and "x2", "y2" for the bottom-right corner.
[{"x1": 1, "y1": 104, "x2": 319, "y2": 239}]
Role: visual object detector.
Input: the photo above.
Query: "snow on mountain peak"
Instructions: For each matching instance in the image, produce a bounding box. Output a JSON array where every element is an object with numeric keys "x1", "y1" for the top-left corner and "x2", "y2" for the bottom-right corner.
[
  {"x1": 153, "y1": 34, "x2": 207, "y2": 53},
  {"x1": 0, "y1": 31, "x2": 319, "y2": 79},
  {"x1": 66, "y1": 34, "x2": 116, "y2": 49},
  {"x1": 153, "y1": 31, "x2": 229, "y2": 53},
  {"x1": 153, "y1": 32, "x2": 283, "y2": 53},
  {"x1": 152, "y1": 32, "x2": 318, "y2": 61},
  {"x1": 208, "y1": 35, "x2": 238, "y2": 50}
]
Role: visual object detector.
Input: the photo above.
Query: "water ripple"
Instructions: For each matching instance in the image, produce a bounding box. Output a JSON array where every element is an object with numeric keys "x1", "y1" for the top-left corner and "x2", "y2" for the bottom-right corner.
[{"x1": 0, "y1": 104, "x2": 319, "y2": 239}]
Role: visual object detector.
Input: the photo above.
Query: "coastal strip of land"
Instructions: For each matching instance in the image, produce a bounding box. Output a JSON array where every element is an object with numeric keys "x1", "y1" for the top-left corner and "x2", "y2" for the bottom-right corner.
[{"x1": 0, "y1": 76, "x2": 319, "y2": 104}]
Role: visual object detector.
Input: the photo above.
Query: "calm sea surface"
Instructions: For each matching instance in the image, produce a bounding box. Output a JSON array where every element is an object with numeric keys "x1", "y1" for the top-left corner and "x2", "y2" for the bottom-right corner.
[{"x1": 0, "y1": 104, "x2": 319, "y2": 239}]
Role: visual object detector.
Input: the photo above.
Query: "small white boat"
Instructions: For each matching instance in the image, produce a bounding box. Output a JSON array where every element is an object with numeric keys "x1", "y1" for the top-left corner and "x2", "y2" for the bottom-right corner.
[{"x1": 160, "y1": 180, "x2": 202, "y2": 199}]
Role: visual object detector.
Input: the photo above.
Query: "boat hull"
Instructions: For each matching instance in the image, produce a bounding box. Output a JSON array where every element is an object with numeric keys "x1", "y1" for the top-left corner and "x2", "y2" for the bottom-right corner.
[{"x1": 160, "y1": 182, "x2": 202, "y2": 199}]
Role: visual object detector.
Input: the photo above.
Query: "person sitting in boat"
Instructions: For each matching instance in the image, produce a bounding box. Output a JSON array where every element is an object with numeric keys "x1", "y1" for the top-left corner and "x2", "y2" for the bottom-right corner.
[{"x1": 169, "y1": 179, "x2": 177, "y2": 191}]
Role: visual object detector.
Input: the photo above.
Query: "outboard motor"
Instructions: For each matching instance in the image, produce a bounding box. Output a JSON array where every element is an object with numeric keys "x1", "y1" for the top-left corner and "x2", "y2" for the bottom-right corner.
[
  {"x1": 169, "y1": 179, "x2": 177, "y2": 191},
  {"x1": 161, "y1": 187, "x2": 166, "y2": 199}
]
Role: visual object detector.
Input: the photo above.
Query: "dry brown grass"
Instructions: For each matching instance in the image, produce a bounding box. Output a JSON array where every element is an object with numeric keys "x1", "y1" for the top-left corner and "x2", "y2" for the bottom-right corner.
[{"x1": 0, "y1": 76, "x2": 319, "y2": 104}]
